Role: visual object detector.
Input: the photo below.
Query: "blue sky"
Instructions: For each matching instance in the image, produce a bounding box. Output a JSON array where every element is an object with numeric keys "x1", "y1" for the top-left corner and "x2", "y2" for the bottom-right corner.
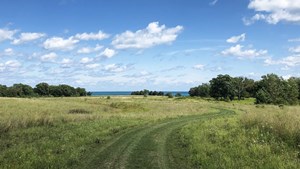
[{"x1": 0, "y1": 0, "x2": 300, "y2": 91}]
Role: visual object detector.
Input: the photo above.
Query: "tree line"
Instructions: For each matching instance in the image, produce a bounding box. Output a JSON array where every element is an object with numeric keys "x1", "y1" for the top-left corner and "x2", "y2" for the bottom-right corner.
[
  {"x1": 131, "y1": 89, "x2": 165, "y2": 96},
  {"x1": 131, "y1": 90, "x2": 183, "y2": 98},
  {"x1": 189, "y1": 74, "x2": 300, "y2": 105},
  {"x1": 0, "y1": 83, "x2": 91, "y2": 97}
]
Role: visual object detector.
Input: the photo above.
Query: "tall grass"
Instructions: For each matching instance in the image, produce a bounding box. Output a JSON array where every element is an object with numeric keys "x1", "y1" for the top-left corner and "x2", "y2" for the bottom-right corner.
[
  {"x1": 1, "y1": 96, "x2": 299, "y2": 168},
  {"x1": 240, "y1": 105, "x2": 300, "y2": 147},
  {"x1": 0, "y1": 96, "x2": 215, "y2": 133}
]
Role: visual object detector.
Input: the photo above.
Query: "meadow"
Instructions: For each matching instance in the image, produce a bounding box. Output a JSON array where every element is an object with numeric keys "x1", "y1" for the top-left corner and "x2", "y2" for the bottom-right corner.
[{"x1": 0, "y1": 96, "x2": 299, "y2": 168}]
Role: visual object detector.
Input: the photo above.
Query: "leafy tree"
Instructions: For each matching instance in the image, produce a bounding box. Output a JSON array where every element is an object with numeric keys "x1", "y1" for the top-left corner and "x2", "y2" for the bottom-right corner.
[
  {"x1": 255, "y1": 88, "x2": 271, "y2": 104},
  {"x1": 209, "y1": 74, "x2": 234, "y2": 100},
  {"x1": 0, "y1": 84, "x2": 7, "y2": 97},
  {"x1": 198, "y1": 83, "x2": 210, "y2": 97},
  {"x1": 256, "y1": 74, "x2": 284, "y2": 104},
  {"x1": 6, "y1": 83, "x2": 34, "y2": 97},
  {"x1": 34, "y1": 82, "x2": 50, "y2": 96},
  {"x1": 284, "y1": 78, "x2": 299, "y2": 104},
  {"x1": 165, "y1": 92, "x2": 173, "y2": 98},
  {"x1": 290, "y1": 77, "x2": 300, "y2": 100},
  {"x1": 233, "y1": 77, "x2": 245, "y2": 100},
  {"x1": 244, "y1": 78, "x2": 256, "y2": 98},
  {"x1": 255, "y1": 74, "x2": 298, "y2": 105},
  {"x1": 49, "y1": 85, "x2": 62, "y2": 97},
  {"x1": 188, "y1": 87, "x2": 198, "y2": 97},
  {"x1": 76, "y1": 87, "x2": 87, "y2": 96},
  {"x1": 59, "y1": 84, "x2": 77, "y2": 96}
]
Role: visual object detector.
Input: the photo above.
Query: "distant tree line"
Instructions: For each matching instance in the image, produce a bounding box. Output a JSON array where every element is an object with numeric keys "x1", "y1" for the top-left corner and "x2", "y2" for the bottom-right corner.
[
  {"x1": 131, "y1": 89, "x2": 183, "y2": 98},
  {"x1": 0, "y1": 82, "x2": 91, "y2": 97},
  {"x1": 131, "y1": 89, "x2": 165, "y2": 96},
  {"x1": 189, "y1": 74, "x2": 300, "y2": 105}
]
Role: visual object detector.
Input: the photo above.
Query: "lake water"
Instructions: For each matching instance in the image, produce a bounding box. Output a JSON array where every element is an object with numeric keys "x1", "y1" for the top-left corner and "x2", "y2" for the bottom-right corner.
[{"x1": 91, "y1": 91, "x2": 189, "y2": 96}]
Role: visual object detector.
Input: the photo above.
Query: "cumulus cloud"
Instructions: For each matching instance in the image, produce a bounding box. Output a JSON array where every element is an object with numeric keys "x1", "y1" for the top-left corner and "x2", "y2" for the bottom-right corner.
[
  {"x1": 40, "y1": 52, "x2": 57, "y2": 62},
  {"x1": 80, "y1": 57, "x2": 94, "y2": 64},
  {"x1": 245, "y1": 0, "x2": 300, "y2": 25},
  {"x1": 99, "y1": 48, "x2": 116, "y2": 58},
  {"x1": 0, "y1": 60, "x2": 21, "y2": 72},
  {"x1": 226, "y1": 33, "x2": 246, "y2": 43},
  {"x1": 75, "y1": 31, "x2": 109, "y2": 40},
  {"x1": 77, "y1": 44, "x2": 103, "y2": 54},
  {"x1": 265, "y1": 55, "x2": 300, "y2": 67},
  {"x1": 0, "y1": 28, "x2": 17, "y2": 42},
  {"x1": 43, "y1": 36, "x2": 79, "y2": 50},
  {"x1": 193, "y1": 64, "x2": 205, "y2": 70},
  {"x1": 221, "y1": 44, "x2": 267, "y2": 59},
  {"x1": 12, "y1": 32, "x2": 46, "y2": 45},
  {"x1": 112, "y1": 22, "x2": 183, "y2": 49}
]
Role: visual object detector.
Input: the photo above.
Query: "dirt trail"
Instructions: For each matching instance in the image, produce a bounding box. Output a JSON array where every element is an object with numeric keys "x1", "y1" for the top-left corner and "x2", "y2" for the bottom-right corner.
[{"x1": 81, "y1": 109, "x2": 234, "y2": 169}]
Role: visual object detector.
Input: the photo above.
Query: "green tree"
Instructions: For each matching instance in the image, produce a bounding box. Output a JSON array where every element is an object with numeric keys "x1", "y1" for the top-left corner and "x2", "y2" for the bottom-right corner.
[
  {"x1": 198, "y1": 83, "x2": 210, "y2": 97},
  {"x1": 209, "y1": 74, "x2": 234, "y2": 100},
  {"x1": 0, "y1": 84, "x2": 7, "y2": 97},
  {"x1": 165, "y1": 92, "x2": 173, "y2": 98},
  {"x1": 284, "y1": 78, "x2": 299, "y2": 104},
  {"x1": 7, "y1": 83, "x2": 34, "y2": 97},
  {"x1": 76, "y1": 87, "x2": 87, "y2": 96},
  {"x1": 34, "y1": 82, "x2": 50, "y2": 96}
]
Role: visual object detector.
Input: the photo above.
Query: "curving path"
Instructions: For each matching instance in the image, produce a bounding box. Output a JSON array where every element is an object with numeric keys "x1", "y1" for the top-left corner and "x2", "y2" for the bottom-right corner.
[{"x1": 80, "y1": 109, "x2": 234, "y2": 169}]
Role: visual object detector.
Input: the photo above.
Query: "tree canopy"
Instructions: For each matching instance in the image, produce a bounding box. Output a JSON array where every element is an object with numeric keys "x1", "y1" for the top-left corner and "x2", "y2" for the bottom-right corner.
[
  {"x1": 0, "y1": 83, "x2": 90, "y2": 97},
  {"x1": 189, "y1": 73, "x2": 299, "y2": 105}
]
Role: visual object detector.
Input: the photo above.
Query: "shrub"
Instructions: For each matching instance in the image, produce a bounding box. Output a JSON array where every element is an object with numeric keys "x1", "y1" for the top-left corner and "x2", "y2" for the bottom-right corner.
[
  {"x1": 165, "y1": 92, "x2": 174, "y2": 98},
  {"x1": 68, "y1": 109, "x2": 92, "y2": 114}
]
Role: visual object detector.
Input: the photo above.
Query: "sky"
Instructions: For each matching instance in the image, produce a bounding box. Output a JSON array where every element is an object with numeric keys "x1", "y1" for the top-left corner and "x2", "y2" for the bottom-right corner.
[{"x1": 0, "y1": 0, "x2": 300, "y2": 91}]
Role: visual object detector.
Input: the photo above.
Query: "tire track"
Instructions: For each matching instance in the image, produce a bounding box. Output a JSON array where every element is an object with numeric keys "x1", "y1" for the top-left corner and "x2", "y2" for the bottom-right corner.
[{"x1": 81, "y1": 109, "x2": 234, "y2": 169}]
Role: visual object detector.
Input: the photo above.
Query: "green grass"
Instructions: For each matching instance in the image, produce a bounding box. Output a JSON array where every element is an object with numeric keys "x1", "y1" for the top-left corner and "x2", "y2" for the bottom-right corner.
[{"x1": 0, "y1": 96, "x2": 299, "y2": 168}]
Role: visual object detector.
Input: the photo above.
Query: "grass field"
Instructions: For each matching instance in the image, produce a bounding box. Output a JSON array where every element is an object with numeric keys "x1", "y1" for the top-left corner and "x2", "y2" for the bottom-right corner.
[{"x1": 0, "y1": 96, "x2": 299, "y2": 168}]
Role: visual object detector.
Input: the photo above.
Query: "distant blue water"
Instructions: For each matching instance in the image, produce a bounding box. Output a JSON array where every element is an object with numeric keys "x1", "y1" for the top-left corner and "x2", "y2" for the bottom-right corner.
[{"x1": 91, "y1": 91, "x2": 189, "y2": 96}]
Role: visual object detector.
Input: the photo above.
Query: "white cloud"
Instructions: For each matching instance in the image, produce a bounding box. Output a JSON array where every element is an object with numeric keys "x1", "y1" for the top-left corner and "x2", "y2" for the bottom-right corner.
[
  {"x1": 75, "y1": 31, "x2": 109, "y2": 40},
  {"x1": 104, "y1": 64, "x2": 129, "y2": 73},
  {"x1": 43, "y1": 36, "x2": 79, "y2": 50},
  {"x1": 265, "y1": 55, "x2": 300, "y2": 67},
  {"x1": 80, "y1": 57, "x2": 94, "y2": 64},
  {"x1": 60, "y1": 58, "x2": 73, "y2": 68},
  {"x1": 61, "y1": 58, "x2": 72, "y2": 64},
  {"x1": 77, "y1": 44, "x2": 103, "y2": 54},
  {"x1": 221, "y1": 44, "x2": 267, "y2": 59},
  {"x1": 282, "y1": 74, "x2": 292, "y2": 80},
  {"x1": 99, "y1": 48, "x2": 116, "y2": 58},
  {"x1": 0, "y1": 60, "x2": 21, "y2": 72},
  {"x1": 86, "y1": 63, "x2": 100, "y2": 69},
  {"x1": 0, "y1": 28, "x2": 17, "y2": 42},
  {"x1": 289, "y1": 46, "x2": 300, "y2": 53},
  {"x1": 226, "y1": 33, "x2": 246, "y2": 43},
  {"x1": 193, "y1": 64, "x2": 205, "y2": 70},
  {"x1": 1, "y1": 48, "x2": 14, "y2": 56},
  {"x1": 40, "y1": 52, "x2": 57, "y2": 62},
  {"x1": 112, "y1": 22, "x2": 183, "y2": 49},
  {"x1": 12, "y1": 32, "x2": 46, "y2": 45},
  {"x1": 246, "y1": 0, "x2": 300, "y2": 24}
]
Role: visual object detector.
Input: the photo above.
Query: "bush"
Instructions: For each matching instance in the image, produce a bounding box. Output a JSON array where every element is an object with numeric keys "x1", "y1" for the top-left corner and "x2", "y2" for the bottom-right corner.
[
  {"x1": 68, "y1": 109, "x2": 92, "y2": 114},
  {"x1": 165, "y1": 92, "x2": 174, "y2": 98}
]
